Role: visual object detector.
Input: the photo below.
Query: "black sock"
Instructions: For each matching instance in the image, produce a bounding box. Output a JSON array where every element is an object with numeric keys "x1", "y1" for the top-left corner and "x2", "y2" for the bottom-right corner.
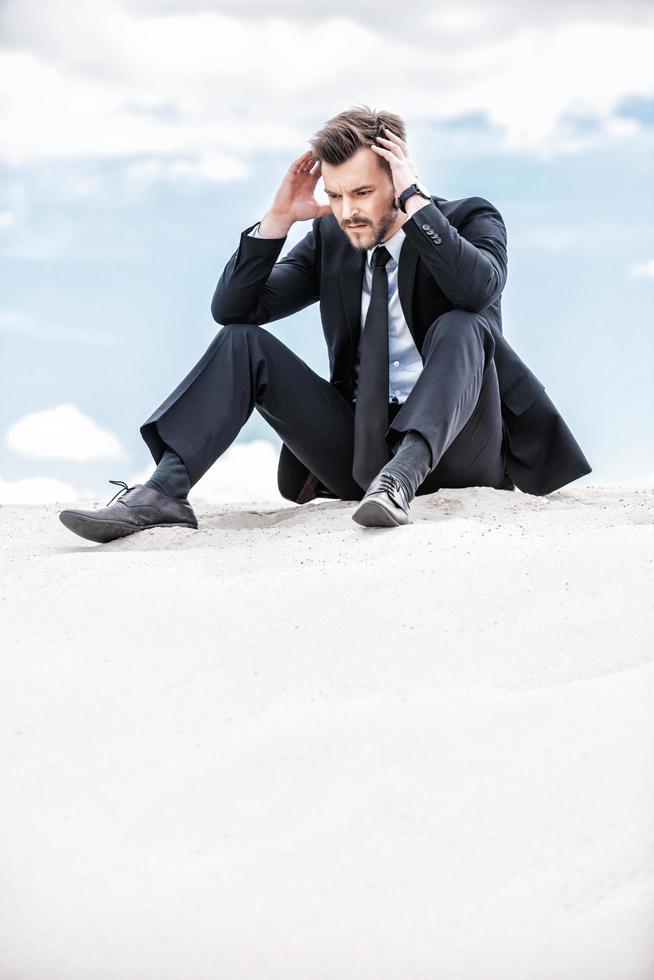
[
  {"x1": 144, "y1": 447, "x2": 191, "y2": 500},
  {"x1": 378, "y1": 430, "x2": 433, "y2": 502}
]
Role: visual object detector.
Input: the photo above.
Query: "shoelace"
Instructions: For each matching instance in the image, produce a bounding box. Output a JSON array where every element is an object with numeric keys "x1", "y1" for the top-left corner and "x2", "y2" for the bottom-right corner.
[
  {"x1": 371, "y1": 472, "x2": 405, "y2": 500},
  {"x1": 105, "y1": 479, "x2": 137, "y2": 506}
]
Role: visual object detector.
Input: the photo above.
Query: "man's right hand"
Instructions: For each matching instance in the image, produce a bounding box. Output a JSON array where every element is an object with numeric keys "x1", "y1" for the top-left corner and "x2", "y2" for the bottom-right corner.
[{"x1": 258, "y1": 150, "x2": 332, "y2": 238}]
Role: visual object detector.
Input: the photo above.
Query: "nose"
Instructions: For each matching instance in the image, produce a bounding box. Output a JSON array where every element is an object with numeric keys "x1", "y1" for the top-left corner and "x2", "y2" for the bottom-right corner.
[{"x1": 341, "y1": 199, "x2": 359, "y2": 222}]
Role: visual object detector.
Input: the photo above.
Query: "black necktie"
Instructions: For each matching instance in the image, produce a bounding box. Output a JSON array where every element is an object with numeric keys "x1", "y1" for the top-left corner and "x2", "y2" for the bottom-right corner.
[{"x1": 352, "y1": 244, "x2": 392, "y2": 489}]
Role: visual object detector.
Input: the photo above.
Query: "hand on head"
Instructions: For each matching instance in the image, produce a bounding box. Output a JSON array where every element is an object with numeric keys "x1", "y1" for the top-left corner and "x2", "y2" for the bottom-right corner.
[{"x1": 269, "y1": 149, "x2": 332, "y2": 225}]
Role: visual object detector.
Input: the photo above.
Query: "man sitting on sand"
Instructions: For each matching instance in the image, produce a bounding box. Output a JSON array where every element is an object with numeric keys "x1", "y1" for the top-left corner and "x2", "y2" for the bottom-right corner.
[{"x1": 59, "y1": 104, "x2": 591, "y2": 543}]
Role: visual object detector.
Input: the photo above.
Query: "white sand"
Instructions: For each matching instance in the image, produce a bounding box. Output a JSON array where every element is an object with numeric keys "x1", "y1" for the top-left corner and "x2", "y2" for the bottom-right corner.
[{"x1": 1, "y1": 485, "x2": 653, "y2": 979}]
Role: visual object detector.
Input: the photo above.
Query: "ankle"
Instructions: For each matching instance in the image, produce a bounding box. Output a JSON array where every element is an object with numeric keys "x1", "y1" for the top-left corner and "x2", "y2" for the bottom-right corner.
[
  {"x1": 380, "y1": 430, "x2": 432, "y2": 502},
  {"x1": 144, "y1": 447, "x2": 191, "y2": 500}
]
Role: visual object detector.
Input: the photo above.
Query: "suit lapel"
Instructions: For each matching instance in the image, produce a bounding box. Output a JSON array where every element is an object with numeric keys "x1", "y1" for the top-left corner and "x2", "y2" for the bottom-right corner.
[
  {"x1": 340, "y1": 245, "x2": 366, "y2": 360},
  {"x1": 397, "y1": 235, "x2": 418, "y2": 334}
]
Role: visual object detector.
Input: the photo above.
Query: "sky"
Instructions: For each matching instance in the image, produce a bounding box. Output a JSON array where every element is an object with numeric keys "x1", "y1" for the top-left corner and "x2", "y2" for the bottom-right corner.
[{"x1": 1, "y1": 0, "x2": 653, "y2": 503}]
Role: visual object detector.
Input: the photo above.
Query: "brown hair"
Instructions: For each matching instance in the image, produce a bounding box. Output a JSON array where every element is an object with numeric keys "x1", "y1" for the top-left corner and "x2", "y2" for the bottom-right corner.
[{"x1": 309, "y1": 103, "x2": 407, "y2": 178}]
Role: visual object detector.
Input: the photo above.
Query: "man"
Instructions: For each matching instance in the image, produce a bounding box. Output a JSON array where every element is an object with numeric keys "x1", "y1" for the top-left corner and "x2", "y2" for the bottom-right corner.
[{"x1": 59, "y1": 105, "x2": 591, "y2": 544}]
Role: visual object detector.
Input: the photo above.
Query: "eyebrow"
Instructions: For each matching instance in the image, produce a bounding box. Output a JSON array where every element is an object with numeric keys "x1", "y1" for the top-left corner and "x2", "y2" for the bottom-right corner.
[{"x1": 323, "y1": 184, "x2": 375, "y2": 194}]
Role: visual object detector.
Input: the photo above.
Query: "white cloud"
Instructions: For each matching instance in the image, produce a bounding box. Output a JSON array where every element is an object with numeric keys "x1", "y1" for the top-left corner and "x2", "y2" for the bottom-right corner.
[
  {"x1": 0, "y1": 475, "x2": 82, "y2": 504},
  {"x1": 124, "y1": 0, "x2": 654, "y2": 33},
  {"x1": 124, "y1": 154, "x2": 247, "y2": 187},
  {"x1": 130, "y1": 438, "x2": 291, "y2": 504},
  {"x1": 5, "y1": 404, "x2": 127, "y2": 462},
  {"x1": 628, "y1": 258, "x2": 654, "y2": 279},
  {"x1": 189, "y1": 440, "x2": 291, "y2": 504},
  {"x1": 0, "y1": 439, "x2": 293, "y2": 505},
  {"x1": 0, "y1": 0, "x2": 652, "y2": 184}
]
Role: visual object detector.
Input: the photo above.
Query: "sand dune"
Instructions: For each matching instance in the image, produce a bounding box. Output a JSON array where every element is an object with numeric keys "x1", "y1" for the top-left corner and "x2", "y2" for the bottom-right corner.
[{"x1": 1, "y1": 486, "x2": 653, "y2": 979}]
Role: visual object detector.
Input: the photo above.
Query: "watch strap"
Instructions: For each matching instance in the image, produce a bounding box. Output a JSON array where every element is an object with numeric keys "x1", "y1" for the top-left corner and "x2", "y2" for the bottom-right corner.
[{"x1": 398, "y1": 183, "x2": 430, "y2": 213}]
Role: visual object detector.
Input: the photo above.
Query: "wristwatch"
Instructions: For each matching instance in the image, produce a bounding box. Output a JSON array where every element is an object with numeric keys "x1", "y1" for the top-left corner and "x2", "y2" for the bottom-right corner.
[{"x1": 398, "y1": 181, "x2": 431, "y2": 213}]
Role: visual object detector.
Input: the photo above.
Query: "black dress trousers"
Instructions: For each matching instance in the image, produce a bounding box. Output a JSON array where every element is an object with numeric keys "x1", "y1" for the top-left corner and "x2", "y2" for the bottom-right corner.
[{"x1": 140, "y1": 308, "x2": 507, "y2": 503}]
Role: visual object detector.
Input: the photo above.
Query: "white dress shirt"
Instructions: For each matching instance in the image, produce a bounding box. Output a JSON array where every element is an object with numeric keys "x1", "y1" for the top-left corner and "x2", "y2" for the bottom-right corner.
[{"x1": 248, "y1": 211, "x2": 428, "y2": 403}]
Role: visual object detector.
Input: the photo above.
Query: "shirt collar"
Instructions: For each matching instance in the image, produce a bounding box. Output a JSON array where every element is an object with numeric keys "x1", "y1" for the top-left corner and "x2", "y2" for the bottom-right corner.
[{"x1": 366, "y1": 222, "x2": 406, "y2": 268}]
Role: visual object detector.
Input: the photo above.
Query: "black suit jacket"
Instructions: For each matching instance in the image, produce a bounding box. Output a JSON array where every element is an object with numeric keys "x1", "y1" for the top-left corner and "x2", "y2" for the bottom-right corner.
[{"x1": 211, "y1": 195, "x2": 592, "y2": 501}]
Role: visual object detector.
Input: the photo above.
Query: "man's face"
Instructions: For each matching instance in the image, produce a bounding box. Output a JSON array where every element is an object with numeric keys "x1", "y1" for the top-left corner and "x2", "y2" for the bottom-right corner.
[{"x1": 320, "y1": 146, "x2": 402, "y2": 251}]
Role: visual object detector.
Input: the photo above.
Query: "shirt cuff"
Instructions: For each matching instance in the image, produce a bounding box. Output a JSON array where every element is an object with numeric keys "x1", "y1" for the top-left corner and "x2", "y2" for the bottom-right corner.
[{"x1": 248, "y1": 222, "x2": 263, "y2": 238}]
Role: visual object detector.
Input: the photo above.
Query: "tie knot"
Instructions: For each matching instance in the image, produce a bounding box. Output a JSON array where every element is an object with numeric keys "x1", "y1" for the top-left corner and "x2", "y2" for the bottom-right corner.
[{"x1": 371, "y1": 245, "x2": 391, "y2": 269}]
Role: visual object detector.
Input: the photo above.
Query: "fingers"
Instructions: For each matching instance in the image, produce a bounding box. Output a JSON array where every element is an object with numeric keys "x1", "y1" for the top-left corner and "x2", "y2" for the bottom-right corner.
[
  {"x1": 291, "y1": 149, "x2": 312, "y2": 166},
  {"x1": 289, "y1": 149, "x2": 315, "y2": 172},
  {"x1": 374, "y1": 130, "x2": 405, "y2": 159},
  {"x1": 381, "y1": 126, "x2": 407, "y2": 149},
  {"x1": 298, "y1": 155, "x2": 322, "y2": 178},
  {"x1": 371, "y1": 142, "x2": 400, "y2": 163}
]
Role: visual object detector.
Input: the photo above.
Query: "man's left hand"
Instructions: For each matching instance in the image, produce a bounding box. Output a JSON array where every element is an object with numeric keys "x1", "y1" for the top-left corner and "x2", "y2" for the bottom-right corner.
[{"x1": 371, "y1": 127, "x2": 421, "y2": 199}]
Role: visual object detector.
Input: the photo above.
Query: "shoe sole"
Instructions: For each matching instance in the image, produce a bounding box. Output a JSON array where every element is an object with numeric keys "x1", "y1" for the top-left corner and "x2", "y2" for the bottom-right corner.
[
  {"x1": 59, "y1": 512, "x2": 197, "y2": 544},
  {"x1": 352, "y1": 499, "x2": 409, "y2": 528}
]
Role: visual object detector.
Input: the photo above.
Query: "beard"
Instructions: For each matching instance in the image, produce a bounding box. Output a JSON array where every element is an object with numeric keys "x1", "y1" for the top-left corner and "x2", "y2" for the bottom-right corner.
[{"x1": 344, "y1": 193, "x2": 399, "y2": 252}]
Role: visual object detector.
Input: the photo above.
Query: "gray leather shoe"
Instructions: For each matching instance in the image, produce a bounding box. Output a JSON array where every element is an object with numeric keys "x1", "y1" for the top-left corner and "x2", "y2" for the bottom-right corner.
[
  {"x1": 352, "y1": 472, "x2": 411, "y2": 528},
  {"x1": 59, "y1": 480, "x2": 198, "y2": 543}
]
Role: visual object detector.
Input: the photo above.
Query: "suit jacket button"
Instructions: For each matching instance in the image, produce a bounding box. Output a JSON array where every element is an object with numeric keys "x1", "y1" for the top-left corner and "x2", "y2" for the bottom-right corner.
[
  {"x1": 434, "y1": 236, "x2": 442, "y2": 244},
  {"x1": 421, "y1": 223, "x2": 431, "y2": 231}
]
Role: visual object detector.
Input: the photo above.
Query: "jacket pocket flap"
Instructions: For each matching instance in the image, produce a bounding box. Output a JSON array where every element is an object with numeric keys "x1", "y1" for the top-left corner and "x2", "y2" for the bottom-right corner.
[{"x1": 502, "y1": 375, "x2": 545, "y2": 415}]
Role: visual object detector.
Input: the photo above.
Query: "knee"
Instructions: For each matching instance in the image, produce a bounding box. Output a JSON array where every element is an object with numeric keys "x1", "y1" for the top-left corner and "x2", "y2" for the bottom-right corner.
[
  {"x1": 215, "y1": 322, "x2": 276, "y2": 351},
  {"x1": 423, "y1": 309, "x2": 494, "y2": 355},
  {"x1": 217, "y1": 322, "x2": 260, "y2": 340},
  {"x1": 431, "y1": 308, "x2": 488, "y2": 333}
]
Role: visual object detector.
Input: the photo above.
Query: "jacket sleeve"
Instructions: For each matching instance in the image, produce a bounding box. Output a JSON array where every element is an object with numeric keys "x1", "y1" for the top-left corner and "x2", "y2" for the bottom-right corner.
[
  {"x1": 211, "y1": 219, "x2": 321, "y2": 325},
  {"x1": 401, "y1": 196, "x2": 508, "y2": 314}
]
